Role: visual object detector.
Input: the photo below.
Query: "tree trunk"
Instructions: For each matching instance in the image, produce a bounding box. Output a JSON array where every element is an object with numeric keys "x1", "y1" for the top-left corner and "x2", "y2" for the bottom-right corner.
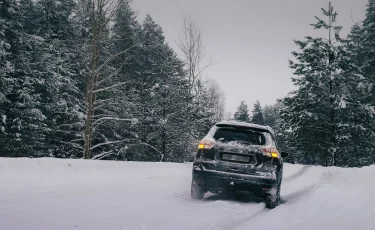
[
  {"x1": 83, "y1": 14, "x2": 100, "y2": 159},
  {"x1": 328, "y1": 1, "x2": 336, "y2": 166}
]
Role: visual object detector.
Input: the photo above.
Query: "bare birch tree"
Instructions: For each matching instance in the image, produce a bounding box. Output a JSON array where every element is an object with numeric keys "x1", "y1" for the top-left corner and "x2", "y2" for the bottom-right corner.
[
  {"x1": 206, "y1": 78, "x2": 226, "y2": 123},
  {"x1": 177, "y1": 15, "x2": 213, "y2": 95},
  {"x1": 77, "y1": 0, "x2": 137, "y2": 159}
]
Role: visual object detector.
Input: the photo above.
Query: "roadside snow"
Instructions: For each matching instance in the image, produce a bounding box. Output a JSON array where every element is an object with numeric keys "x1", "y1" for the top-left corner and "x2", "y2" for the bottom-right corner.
[{"x1": 0, "y1": 158, "x2": 373, "y2": 230}]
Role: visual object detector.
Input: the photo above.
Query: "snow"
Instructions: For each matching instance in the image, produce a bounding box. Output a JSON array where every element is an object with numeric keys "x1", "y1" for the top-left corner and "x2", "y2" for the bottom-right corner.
[
  {"x1": 339, "y1": 97, "x2": 347, "y2": 108},
  {"x1": 29, "y1": 35, "x2": 45, "y2": 42},
  {"x1": 0, "y1": 158, "x2": 374, "y2": 230},
  {"x1": 1, "y1": 115, "x2": 6, "y2": 124},
  {"x1": 216, "y1": 120, "x2": 275, "y2": 136}
]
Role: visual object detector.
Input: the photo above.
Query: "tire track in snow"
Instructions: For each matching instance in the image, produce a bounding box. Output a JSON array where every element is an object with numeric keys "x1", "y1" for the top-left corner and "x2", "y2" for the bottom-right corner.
[
  {"x1": 196, "y1": 193, "x2": 268, "y2": 230},
  {"x1": 281, "y1": 170, "x2": 332, "y2": 204},
  {"x1": 73, "y1": 189, "x2": 191, "y2": 229},
  {"x1": 229, "y1": 170, "x2": 334, "y2": 230},
  {"x1": 283, "y1": 165, "x2": 311, "y2": 182},
  {"x1": 202, "y1": 166, "x2": 318, "y2": 230},
  {"x1": 218, "y1": 207, "x2": 268, "y2": 230},
  {"x1": 198, "y1": 202, "x2": 267, "y2": 230}
]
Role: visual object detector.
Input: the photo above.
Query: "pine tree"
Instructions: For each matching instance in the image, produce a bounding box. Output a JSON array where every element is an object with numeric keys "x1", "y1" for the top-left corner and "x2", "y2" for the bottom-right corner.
[
  {"x1": 281, "y1": 2, "x2": 343, "y2": 166},
  {"x1": 345, "y1": 14, "x2": 375, "y2": 166},
  {"x1": 0, "y1": 0, "x2": 224, "y2": 162},
  {"x1": 281, "y1": 2, "x2": 375, "y2": 167},
  {"x1": 263, "y1": 104, "x2": 279, "y2": 129},
  {"x1": 263, "y1": 101, "x2": 295, "y2": 163},
  {"x1": 0, "y1": 0, "x2": 18, "y2": 155},
  {"x1": 250, "y1": 100, "x2": 265, "y2": 125},
  {"x1": 233, "y1": 101, "x2": 250, "y2": 123},
  {"x1": 1, "y1": 0, "x2": 50, "y2": 157},
  {"x1": 361, "y1": 0, "x2": 375, "y2": 103},
  {"x1": 347, "y1": 23, "x2": 365, "y2": 67},
  {"x1": 31, "y1": 0, "x2": 84, "y2": 158}
]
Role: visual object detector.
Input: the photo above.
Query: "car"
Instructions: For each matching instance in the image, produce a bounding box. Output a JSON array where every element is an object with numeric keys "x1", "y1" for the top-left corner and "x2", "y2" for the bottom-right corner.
[{"x1": 191, "y1": 120, "x2": 288, "y2": 209}]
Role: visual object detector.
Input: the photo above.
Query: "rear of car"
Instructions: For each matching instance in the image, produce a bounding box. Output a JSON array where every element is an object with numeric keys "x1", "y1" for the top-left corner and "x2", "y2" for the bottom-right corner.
[{"x1": 191, "y1": 121, "x2": 287, "y2": 208}]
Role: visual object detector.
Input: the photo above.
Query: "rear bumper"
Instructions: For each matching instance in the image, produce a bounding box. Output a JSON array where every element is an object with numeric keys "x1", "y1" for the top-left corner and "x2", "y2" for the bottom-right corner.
[{"x1": 192, "y1": 165, "x2": 278, "y2": 195}]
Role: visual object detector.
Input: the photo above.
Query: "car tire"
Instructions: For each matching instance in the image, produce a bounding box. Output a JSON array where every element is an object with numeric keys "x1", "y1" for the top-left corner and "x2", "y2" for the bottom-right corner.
[
  {"x1": 265, "y1": 188, "x2": 280, "y2": 209},
  {"x1": 265, "y1": 177, "x2": 281, "y2": 209},
  {"x1": 191, "y1": 181, "x2": 205, "y2": 200}
]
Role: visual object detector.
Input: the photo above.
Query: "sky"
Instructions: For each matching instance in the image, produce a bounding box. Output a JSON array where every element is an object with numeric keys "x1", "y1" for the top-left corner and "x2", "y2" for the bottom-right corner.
[{"x1": 131, "y1": 0, "x2": 368, "y2": 114}]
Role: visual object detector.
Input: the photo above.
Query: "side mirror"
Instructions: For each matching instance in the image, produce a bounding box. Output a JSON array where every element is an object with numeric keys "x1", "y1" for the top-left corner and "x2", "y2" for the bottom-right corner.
[{"x1": 281, "y1": 152, "x2": 289, "y2": 158}]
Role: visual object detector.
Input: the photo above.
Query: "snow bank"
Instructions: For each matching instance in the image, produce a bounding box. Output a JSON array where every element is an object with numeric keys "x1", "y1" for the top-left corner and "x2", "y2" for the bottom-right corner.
[{"x1": 0, "y1": 158, "x2": 374, "y2": 230}]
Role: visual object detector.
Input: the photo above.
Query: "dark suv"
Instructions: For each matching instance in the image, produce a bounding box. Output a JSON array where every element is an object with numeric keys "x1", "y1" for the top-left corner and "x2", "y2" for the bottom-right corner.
[{"x1": 191, "y1": 120, "x2": 288, "y2": 208}]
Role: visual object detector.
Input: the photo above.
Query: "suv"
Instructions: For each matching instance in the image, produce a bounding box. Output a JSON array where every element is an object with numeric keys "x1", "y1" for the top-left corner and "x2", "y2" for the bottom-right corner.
[{"x1": 191, "y1": 120, "x2": 288, "y2": 209}]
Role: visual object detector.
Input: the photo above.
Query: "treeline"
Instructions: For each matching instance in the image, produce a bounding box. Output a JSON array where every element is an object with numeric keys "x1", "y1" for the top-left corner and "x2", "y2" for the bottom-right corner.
[
  {"x1": 0, "y1": 0, "x2": 225, "y2": 161},
  {"x1": 234, "y1": 1, "x2": 375, "y2": 168}
]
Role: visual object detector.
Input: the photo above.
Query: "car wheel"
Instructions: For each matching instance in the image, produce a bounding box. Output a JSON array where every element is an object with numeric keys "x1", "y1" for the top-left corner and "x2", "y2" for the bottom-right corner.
[
  {"x1": 265, "y1": 188, "x2": 280, "y2": 209},
  {"x1": 265, "y1": 178, "x2": 281, "y2": 209},
  {"x1": 191, "y1": 181, "x2": 205, "y2": 200}
]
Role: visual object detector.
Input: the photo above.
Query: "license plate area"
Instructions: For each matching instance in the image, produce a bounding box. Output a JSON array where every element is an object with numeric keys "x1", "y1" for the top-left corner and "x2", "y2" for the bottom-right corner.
[{"x1": 222, "y1": 153, "x2": 251, "y2": 163}]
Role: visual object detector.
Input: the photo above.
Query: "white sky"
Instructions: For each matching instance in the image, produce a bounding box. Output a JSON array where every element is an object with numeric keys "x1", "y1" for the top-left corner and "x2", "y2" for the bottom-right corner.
[{"x1": 131, "y1": 0, "x2": 368, "y2": 114}]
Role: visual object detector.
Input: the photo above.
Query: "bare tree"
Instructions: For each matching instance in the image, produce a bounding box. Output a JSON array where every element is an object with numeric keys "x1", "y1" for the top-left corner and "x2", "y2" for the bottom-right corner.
[
  {"x1": 177, "y1": 15, "x2": 213, "y2": 95},
  {"x1": 78, "y1": 0, "x2": 137, "y2": 159},
  {"x1": 206, "y1": 78, "x2": 226, "y2": 122}
]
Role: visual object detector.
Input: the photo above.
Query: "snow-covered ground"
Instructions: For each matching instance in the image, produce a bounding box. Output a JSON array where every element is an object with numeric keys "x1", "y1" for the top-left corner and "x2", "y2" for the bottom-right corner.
[{"x1": 0, "y1": 158, "x2": 374, "y2": 230}]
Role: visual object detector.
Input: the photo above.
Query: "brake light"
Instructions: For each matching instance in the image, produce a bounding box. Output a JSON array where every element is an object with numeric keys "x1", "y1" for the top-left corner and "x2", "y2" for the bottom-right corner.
[
  {"x1": 261, "y1": 147, "x2": 279, "y2": 158},
  {"x1": 198, "y1": 138, "x2": 215, "y2": 150}
]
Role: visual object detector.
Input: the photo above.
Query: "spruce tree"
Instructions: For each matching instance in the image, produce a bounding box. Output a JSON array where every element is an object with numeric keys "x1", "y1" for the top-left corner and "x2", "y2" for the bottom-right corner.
[
  {"x1": 32, "y1": 0, "x2": 84, "y2": 158},
  {"x1": 2, "y1": 0, "x2": 49, "y2": 157},
  {"x1": 281, "y1": 2, "x2": 375, "y2": 166},
  {"x1": 250, "y1": 100, "x2": 265, "y2": 125},
  {"x1": 233, "y1": 101, "x2": 250, "y2": 123},
  {"x1": 361, "y1": 0, "x2": 375, "y2": 103},
  {"x1": 0, "y1": 0, "x2": 18, "y2": 155},
  {"x1": 281, "y1": 2, "x2": 344, "y2": 166}
]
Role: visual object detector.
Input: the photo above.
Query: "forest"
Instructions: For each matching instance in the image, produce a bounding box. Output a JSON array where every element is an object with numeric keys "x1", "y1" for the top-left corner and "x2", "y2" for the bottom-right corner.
[
  {"x1": 0, "y1": 0, "x2": 226, "y2": 162},
  {"x1": 1, "y1": 0, "x2": 375, "y2": 167}
]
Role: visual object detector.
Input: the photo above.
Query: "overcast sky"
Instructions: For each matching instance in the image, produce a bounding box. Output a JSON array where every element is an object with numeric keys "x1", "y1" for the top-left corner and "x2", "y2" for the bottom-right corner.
[{"x1": 131, "y1": 0, "x2": 368, "y2": 114}]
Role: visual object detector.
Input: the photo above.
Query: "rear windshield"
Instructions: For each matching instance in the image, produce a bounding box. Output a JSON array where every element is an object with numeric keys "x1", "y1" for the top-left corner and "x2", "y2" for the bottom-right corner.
[{"x1": 213, "y1": 128, "x2": 267, "y2": 145}]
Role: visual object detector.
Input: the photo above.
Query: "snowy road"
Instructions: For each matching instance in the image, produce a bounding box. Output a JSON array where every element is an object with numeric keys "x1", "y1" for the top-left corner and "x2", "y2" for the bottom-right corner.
[{"x1": 0, "y1": 158, "x2": 374, "y2": 230}]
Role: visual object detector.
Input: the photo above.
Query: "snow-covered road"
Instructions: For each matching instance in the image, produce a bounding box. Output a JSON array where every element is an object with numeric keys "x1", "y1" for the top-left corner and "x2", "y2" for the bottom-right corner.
[{"x1": 0, "y1": 158, "x2": 374, "y2": 230}]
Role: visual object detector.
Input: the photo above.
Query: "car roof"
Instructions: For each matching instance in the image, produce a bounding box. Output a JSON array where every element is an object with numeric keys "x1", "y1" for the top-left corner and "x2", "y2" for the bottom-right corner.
[{"x1": 215, "y1": 120, "x2": 275, "y2": 136}]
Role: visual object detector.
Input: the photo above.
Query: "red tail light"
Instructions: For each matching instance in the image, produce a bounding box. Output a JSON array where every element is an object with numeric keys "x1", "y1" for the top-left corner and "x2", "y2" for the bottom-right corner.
[
  {"x1": 261, "y1": 146, "x2": 279, "y2": 158},
  {"x1": 198, "y1": 138, "x2": 215, "y2": 150}
]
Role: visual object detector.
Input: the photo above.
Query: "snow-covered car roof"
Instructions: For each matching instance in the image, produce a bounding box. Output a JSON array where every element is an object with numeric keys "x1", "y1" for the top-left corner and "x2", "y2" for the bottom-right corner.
[{"x1": 215, "y1": 120, "x2": 275, "y2": 136}]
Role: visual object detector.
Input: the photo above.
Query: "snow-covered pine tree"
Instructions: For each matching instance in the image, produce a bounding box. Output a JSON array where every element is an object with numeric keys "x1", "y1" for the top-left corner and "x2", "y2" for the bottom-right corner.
[
  {"x1": 281, "y1": 2, "x2": 374, "y2": 167},
  {"x1": 1, "y1": 0, "x2": 50, "y2": 157},
  {"x1": 250, "y1": 100, "x2": 265, "y2": 125},
  {"x1": 30, "y1": 0, "x2": 85, "y2": 158},
  {"x1": 233, "y1": 101, "x2": 250, "y2": 123},
  {"x1": 347, "y1": 23, "x2": 365, "y2": 68},
  {"x1": 152, "y1": 45, "x2": 192, "y2": 162},
  {"x1": 263, "y1": 104, "x2": 279, "y2": 130},
  {"x1": 344, "y1": 19, "x2": 375, "y2": 166},
  {"x1": 0, "y1": 0, "x2": 18, "y2": 156},
  {"x1": 122, "y1": 14, "x2": 168, "y2": 161},
  {"x1": 263, "y1": 101, "x2": 293, "y2": 162},
  {"x1": 133, "y1": 15, "x2": 196, "y2": 162},
  {"x1": 361, "y1": 0, "x2": 375, "y2": 103}
]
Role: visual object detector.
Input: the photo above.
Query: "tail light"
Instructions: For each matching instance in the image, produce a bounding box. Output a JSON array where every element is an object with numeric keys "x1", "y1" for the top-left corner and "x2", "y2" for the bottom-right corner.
[
  {"x1": 261, "y1": 146, "x2": 279, "y2": 158},
  {"x1": 198, "y1": 138, "x2": 215, "y2": 150}
]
